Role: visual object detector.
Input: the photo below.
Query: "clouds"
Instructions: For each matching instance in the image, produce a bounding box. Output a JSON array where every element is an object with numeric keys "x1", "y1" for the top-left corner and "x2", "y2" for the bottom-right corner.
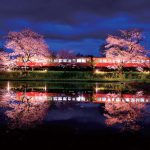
[
  {"x1": 0, "y1": 0, "x2": 150, "y2": 55},
  {"x1": 1, "y1": 0, "x2": 150, "y2": 24}
]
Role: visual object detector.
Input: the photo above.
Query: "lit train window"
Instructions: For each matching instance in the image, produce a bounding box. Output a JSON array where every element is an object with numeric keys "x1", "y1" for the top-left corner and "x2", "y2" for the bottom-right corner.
[
  {"x1": 125, "y1": 98, "x2": 130, "y2": 102},
  {"x1": 58, "y1": 97, "x2": 62, "y2": 101},
  {"x1": 102, "y1": 97, "x2": 106, "y2": 101},
  {"x1": 63, "y1": 59, "x2": 67, "y2": 62},
  {"x1": 117, "y1": 60, "x2": 121, "y2": 63},
  {"x1": 77, "y1": 59, "x2": 81, "y2": 62},
  {"x1": 59, "y1": 59, "x2": 63, "y2": 62},
  {"x1": 63, "y1": 97, "x2": 67, "y2": 101},
  {"x1": 68, "y1": 59, "x2": 71, "y2": 62},
  {"x1": 141, "y1": 60, "x2": 145, "y2": 63},
  {"x1": 53, "y1": 97, "x2": 57, "y2": 101},
  {"x1": 99, "y1": 59, "x2": 103, "y2": 62},
  {"x1": 140, "y1": 98, "x2": 144, "y2": 102},
  {"x1": 131, "y1": 60, "x2": 136, "y2": 63},
  {"x1": 116, "y1": 98, "x2": 121, "y2": 102},
  {"x1": 107, "y1": 59, "x2": 111, "y2": 63},
  {"x1": 72, "y1": 59, "x2": 76, "y2": 62},
  {"x1": 37, "y1": 60, "x2": 43, "y2": 62},
  {"x1": 97, "y1": 98, "x2": 101, "y2": 101},
  {"x1": 77, "y1": 59, "x2": 86, "y2": 63},
  {"x1": 103, "y1": 59, "x2": 107, "y2": 63},
  {"x1": 136, "y1": 60, "x2": 140, "y2": 63},
  {"x1": 82, "y1": 59, "x2": 86, "y2": 63},
  {"x1": 54, "y1": 59, "x2": 58, "y2": 62},
  {"x1": 133, "y1": 60, "x2": 138, "y2": 63}
]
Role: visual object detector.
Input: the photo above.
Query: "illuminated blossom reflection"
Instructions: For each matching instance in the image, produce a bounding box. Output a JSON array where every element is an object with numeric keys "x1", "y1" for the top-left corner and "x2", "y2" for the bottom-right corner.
[
  {"x1": 104, "y1": 92, "x2": 148, "y2": 131},
  {"x1": 0, "y1": 88, "x2": 50, "y2": 128}
]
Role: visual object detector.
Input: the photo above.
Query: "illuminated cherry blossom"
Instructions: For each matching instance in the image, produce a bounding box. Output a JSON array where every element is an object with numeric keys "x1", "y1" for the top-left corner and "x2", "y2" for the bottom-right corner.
[
  {"x1": 105, "y1": 29, "x2": 148, "y2": 72},
  {"x1": 5, "y1": 29, "x2": 51, "y2": 70},
  {"x1": 104, "y1": 93, "x2": 147, "y2": 131}
]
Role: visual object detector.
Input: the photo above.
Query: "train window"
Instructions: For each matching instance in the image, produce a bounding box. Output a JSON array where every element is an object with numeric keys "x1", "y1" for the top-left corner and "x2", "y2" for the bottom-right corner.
[
  {"x1": 103, "y1": 59, "x2": 107, "y2": 63},
  {"x1": 95, "y1": 59, "x2": 99, "y2": 62},
  {"x1": 59, "y1": 59, "x2": 63, "y2": 62},
  {"x1": 107, "y1": 59, "x2": 111, "y2": 63},
  {"x1": 136, "y1": 60, "x2": 140, "y2": 63},
  {"x1": 82, "y1": 59, "x2": 86, "y2": 63},
  {"x1": 137, "y1": 60, "x2": 140, "y2": 63},
  {"x1": 97, "y1": 98, "x2": 101, "y2": 101},
  {"x1": 141, "y1": 60, "x2": 145, "y2": 63},
  {"x1": 115, "y1": 60, "x2": 119, "y2": 63},
  {"x1": 72, "y1": 59, "x2": 76, "y2": 62},
  {"x1": 37, "y1": 60, "x2": 43, "y2": 62},
  {"x1": 54, "y1": 59, "x2": 58, "y2": 62},
  {"x1": 51, "y1": 59, "x2": 54, "y2": 62},
  {"x1": 63, "y1": 59, "x2": 67, "y2": 62},
  {"x1": 58, "y1": 97, "x2": 62, "y2": 101},
  {"x1": 99, "y1": 59, "x2": 103, "y2": 62},
  {"x1": 68, "y1": 59, "x2": 71, "y2": 62},
  {"x1": 77, "y1": 59, "x2": 82, "y2": 63},
  {"x1": 140, "y1": 98, "x2": 144, "y2": 102},
  {"x1": 102, "y1": 97, "x2": 106, "y2": 101}
]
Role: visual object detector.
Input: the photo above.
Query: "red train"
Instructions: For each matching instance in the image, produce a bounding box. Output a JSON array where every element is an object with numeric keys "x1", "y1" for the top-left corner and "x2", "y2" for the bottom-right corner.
[
  {"x1": 16, "y1": 57, "x2": 150, "y2": 70},
  {"x1": 16, "y1": 92, "x2": 150, "y2": 104}
]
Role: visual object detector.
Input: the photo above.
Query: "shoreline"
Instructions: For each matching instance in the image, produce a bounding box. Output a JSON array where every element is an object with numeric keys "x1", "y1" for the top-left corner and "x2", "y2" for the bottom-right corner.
[
  {"x1": 0, "y1": 79, "x2": 149, "y2": 83},
  {"x1": 0, "y1": 71, "x2": 150, "y2": 83}
]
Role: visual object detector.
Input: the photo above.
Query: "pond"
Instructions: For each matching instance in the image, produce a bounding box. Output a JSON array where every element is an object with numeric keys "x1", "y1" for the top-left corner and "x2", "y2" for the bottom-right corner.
[{"x1": 0, "y1": 81, "x2": 150, "y2": 149}]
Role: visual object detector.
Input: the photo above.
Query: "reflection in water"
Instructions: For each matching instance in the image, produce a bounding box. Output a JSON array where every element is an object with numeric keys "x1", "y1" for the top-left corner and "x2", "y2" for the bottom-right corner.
[
  {"x1": 104, "y1": 93, "x2": 146, "y2": 131},
  {"x1": 104, "y1": 101, "x2": 145, "y2": 131},
  {"x1": 6, "y1": 100, "x2": 50, "y2": 128},
  {"x1": 0, "y1": 81, "x2": 150, "y2": 131},
  {"x1": 0, "y1": 84, "x2": 50, "y2": 128}
]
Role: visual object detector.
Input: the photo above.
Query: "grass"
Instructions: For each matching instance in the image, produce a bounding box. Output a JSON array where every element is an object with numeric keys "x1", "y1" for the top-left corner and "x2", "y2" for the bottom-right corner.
[{"x1": 0, "y1": 70, "x2": 150, "y2": 82}]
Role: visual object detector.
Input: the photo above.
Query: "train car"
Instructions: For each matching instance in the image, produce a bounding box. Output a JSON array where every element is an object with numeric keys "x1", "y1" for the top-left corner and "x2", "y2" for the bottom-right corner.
[
  {"x1": 16, "y1": 57, "x2": 92, "y2": 69},
  {"x1": 16, "y1": 92, "x2": 90, "y2": 102},
  {"x1": 93, "y1": 57, "x2": 150, "y2": 69},
  {"x1": 16, "y1": 56, "x2": 150, "y2": 70},
  {"x1": 93, "y1": 93, "x2": 150, "y2": 103},
  {"x1": 16, "y1": 92, "x2": 150, "y2": 104}
]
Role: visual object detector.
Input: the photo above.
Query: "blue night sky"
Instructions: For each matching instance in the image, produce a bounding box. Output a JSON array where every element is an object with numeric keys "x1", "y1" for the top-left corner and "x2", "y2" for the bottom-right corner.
[{"x1": 1, "y1": 0, "x2": 150, "y2": 56}]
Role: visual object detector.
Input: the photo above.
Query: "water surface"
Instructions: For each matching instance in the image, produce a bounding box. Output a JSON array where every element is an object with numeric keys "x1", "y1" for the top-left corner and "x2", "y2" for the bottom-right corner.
[{"x1": 0, "y1": 81, "x2": 150, "y2": 149}]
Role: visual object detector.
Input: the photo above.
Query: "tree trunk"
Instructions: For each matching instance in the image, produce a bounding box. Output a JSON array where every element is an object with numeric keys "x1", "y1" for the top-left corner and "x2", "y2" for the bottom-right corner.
[
  {"x1": 24, "y1": 61, "x2": 27, "y2": 71},
  {"x1": 118, "y1": 66, "x2": 124, "y2": 79}
]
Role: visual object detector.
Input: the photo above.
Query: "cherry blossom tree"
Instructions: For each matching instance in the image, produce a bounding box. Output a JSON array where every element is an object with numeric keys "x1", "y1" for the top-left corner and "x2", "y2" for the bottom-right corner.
[
  {"x1": 0, "y1": 48, "x2": 15, "y2": 70},
  {"x1": 105, "y1": 29, "x2": 148, "y2": 75},
  {"x1": 5, "y1": 29, "x2": 51, "y2": 71}
]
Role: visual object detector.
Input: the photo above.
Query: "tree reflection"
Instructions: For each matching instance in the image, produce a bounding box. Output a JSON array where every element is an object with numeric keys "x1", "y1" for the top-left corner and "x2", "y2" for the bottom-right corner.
[
  {"x1": 104, "y1": 92, "x2": 147, "y2": 131},
  {"x1": 0, "y1": 84, "x2": 50, "y2": 128}
]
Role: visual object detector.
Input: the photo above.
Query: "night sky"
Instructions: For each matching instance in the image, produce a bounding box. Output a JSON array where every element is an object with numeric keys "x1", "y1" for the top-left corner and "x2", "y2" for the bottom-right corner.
[{"x1": 1, "y1": 0, "x2": 150, "y2": 56}]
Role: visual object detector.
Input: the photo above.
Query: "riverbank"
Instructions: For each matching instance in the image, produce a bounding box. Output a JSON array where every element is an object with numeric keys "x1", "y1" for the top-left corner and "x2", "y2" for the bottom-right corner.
[{"x1": 0, "y1": 71, "x2": 150, "y2": 82}]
